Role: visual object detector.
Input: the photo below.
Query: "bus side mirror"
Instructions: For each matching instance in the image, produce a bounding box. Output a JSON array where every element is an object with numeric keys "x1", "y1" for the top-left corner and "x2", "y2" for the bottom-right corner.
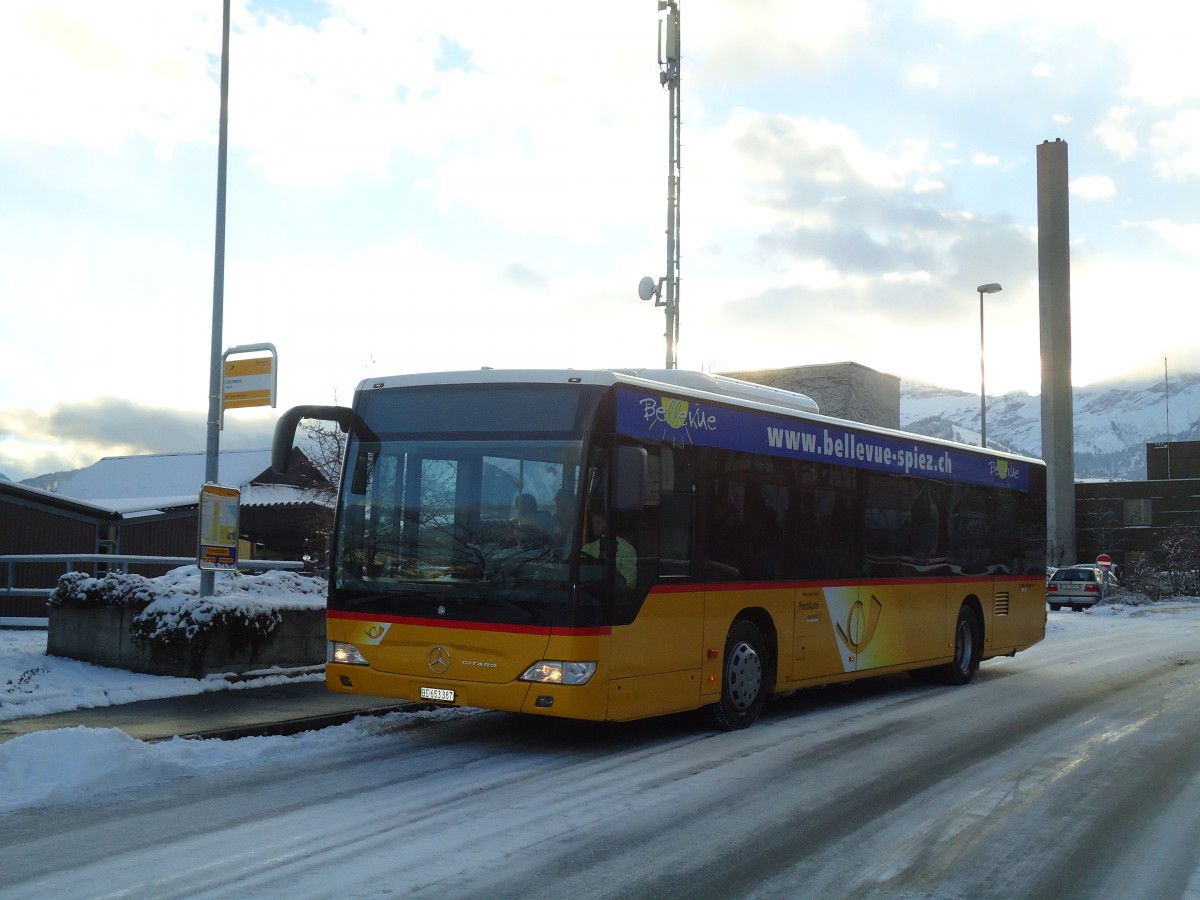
[
  {"x1": 272, "y1": 405, "x2": 354, "y2": 474},
  {"x1": 614, "y1": 446, "x2": 648, "y2": 511}
]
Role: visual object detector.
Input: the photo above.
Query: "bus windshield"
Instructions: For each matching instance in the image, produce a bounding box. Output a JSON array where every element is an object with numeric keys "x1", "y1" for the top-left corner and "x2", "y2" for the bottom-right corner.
[{"x1": 331, "y1": 383, "x2": 603, "y2": 626}]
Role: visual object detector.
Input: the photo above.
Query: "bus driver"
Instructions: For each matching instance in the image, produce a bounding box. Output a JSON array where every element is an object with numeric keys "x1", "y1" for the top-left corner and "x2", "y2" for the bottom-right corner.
[{"x1": 581, "y1": 509, "x2": 636, "y2": 588}]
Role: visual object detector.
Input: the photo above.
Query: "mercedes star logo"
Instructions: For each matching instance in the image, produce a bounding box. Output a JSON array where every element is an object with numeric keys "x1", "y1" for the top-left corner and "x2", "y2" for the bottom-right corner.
[{"x1": 428, "y1": 645, "x2": 451, "y2": 674}]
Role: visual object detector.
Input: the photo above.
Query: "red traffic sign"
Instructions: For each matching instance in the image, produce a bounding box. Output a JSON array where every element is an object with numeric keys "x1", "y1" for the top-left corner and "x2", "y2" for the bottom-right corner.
[{"x1": 1096, "y1": 553, "x2": 1112, "y2": 568}]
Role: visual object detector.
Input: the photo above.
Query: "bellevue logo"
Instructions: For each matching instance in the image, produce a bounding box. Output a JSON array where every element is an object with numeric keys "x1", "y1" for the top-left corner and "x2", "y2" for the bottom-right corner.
[
  {"x1": 640, "y1": 395, "x2": 718, "y2": 441},
  {"x1": 662, "y1": 397, "x2": 689, "y2": 429},
  {"x1": 989, "y1": 458, "x2": 1021, "y2": 482}
]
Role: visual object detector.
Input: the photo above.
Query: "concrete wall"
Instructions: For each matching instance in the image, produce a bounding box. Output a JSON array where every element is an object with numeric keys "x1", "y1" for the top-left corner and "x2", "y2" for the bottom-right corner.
[{"x1": 48, "y1": 606, "x2": 325, "y2": 678}]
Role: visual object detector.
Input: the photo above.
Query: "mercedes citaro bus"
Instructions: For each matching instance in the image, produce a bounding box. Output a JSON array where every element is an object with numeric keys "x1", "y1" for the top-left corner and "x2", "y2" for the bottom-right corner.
[{"x1": 272, "y1": 368, "x2": 1046, "y2": 730}]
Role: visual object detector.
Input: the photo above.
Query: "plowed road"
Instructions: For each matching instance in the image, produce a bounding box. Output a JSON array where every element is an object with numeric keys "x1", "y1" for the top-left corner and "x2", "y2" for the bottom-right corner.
[{"x1": 3, "y1": 605, "x2": 1200, "y2": 899}]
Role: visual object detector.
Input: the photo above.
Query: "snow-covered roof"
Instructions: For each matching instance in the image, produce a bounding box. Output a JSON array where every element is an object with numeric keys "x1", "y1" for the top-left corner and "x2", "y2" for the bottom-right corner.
[
  {"x1": 56, "y1": 450, "x2": 315, "y2": 511},
  {"x1": 0, "y1": 478, "x2": 121, "y2": 518}
]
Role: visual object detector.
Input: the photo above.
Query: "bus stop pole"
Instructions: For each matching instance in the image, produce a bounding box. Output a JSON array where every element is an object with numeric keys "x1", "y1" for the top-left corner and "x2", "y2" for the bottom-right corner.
[{"x1": 202, "y1": 0, "x2": 231, "y2": 599}]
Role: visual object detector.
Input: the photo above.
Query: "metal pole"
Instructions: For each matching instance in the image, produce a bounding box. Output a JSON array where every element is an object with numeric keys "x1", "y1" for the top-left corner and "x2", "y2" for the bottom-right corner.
[
  {"x1": 979, "y1": 288, "x2": 986, "y2": 449},
  {"x1": 1165, "y1": 355, "x2": 1172, "y2": 478},
  {"x1": 202, "y1": 0, "x2": 231, "y2": 598},
  {"x1": 661, "y1": 1, "x2": 680, "y2": 369},
  {"x1": 975, "y1": 282, "x2": 1001, "y2": 449}
]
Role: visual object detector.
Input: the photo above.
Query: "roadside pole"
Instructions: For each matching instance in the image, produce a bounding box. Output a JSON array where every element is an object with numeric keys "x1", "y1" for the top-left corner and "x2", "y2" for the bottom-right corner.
[{"x1": 202, "y1": 0, "x2": 232, "y2": 599}]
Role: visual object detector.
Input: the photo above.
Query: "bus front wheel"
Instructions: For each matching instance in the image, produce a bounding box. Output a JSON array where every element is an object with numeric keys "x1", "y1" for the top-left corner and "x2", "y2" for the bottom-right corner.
[
  {"x1": 708, "y1": 619, "x2": 767, "y2": 731},
  {"x1": 933, "y1": 604, "x2": 981, "y2": 686}
]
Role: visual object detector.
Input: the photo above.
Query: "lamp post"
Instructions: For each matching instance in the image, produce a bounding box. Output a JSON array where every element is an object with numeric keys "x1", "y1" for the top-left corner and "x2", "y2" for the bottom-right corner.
[{"x1": 977, "y1": 282, "x2": 1002, "y2": 448}]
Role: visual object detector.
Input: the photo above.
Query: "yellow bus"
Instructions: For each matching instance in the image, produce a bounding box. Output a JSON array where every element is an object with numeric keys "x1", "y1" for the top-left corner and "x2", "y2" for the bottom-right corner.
[{"x1": 273, "y1": 368, "x2": 1046, "y2": 730}]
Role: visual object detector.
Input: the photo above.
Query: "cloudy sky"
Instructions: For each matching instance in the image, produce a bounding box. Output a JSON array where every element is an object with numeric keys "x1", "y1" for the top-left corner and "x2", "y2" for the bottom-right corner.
[{"x1": 2, "y1": 0, "x2": 1198, "y2": 482}]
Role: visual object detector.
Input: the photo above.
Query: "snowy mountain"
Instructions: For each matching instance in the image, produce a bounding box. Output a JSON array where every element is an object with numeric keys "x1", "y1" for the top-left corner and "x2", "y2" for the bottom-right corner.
[
  {"x1": 901, "y1": 364, "x2": 1200, "y2": 481},
  {"x1": 19, "y1": 469, "x2": 82, "y2": 493}
]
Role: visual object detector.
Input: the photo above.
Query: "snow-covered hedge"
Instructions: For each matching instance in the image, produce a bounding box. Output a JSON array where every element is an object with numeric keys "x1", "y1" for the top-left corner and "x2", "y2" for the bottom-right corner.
[
  {"x1": 50, "y1": 570, "x2": 160, "y2": 608},
  {"x1": 50, "y1": 567, "x2": 326, "y2": 677}
]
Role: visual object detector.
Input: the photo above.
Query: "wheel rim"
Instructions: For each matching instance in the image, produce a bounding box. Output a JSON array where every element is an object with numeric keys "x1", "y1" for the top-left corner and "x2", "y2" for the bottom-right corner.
[{"x1": 727, "y1": 640, "x2": 763, "y2": 710}]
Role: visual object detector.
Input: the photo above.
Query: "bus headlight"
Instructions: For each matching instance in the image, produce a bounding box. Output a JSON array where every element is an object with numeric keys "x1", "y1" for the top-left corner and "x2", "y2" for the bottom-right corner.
[
  {"x1": 519, "y1": 660, "x2": 597, "y2": 685},
  {"x1": 327, "y1": 641, "x2": 369, "y2": 666}
]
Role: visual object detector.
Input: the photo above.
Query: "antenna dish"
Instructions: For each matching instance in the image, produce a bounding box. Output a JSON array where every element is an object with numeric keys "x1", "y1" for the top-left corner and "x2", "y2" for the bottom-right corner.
[{"x1": 638, "y1": 276, "x2": 658, "y2": 302}]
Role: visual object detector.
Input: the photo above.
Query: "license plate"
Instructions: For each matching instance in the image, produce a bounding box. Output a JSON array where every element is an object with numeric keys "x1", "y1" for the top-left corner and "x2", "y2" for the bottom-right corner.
[{"x1": 420, "y1": 687, "x2": 456, "y2": 703}]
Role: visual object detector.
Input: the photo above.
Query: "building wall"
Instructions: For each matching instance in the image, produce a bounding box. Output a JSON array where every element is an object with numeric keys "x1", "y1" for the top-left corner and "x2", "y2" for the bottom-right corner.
[
  {"x1": 1076, "y1": 445, "x2": 1200, "y2": 575},
  {"x1": 0, "y1": 490, "x2": 107, "y2": 617},
  {"x1": 1147, "y1": 441, "x2": 1200, "y2": 480},
  {"x1": 118, "y1": 512, "x2": 198, "y2": 576}
]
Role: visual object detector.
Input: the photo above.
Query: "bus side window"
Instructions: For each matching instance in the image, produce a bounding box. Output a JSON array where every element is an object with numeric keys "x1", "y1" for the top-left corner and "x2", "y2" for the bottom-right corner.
[
  {"x1": 655, "y1": 445, "x2": 695, "y2": 578},
  {"x1": 659, "y1": 492, "x2": 693, "y2": 575}
]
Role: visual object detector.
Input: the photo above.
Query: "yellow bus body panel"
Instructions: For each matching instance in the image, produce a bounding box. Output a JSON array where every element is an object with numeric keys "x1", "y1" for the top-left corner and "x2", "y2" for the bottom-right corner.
[
  {"x1": 984, "y1": 577, "x2": 1047, "y2": 655},
  {"x1": 325, "y1": 575, "x2": 1045, "y2": 723},
  {"x1": 608, "y1": 588, "x2": 704, "y2": 720},
  {"x1": 327, "y1": 613, "x2": 617, "y2": 720}
]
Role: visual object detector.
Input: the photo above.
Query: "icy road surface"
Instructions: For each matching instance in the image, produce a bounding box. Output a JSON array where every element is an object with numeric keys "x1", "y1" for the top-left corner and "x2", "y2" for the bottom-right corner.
[{"x1": 3, "y1": 604, "x2": 1200, "y2": 899}]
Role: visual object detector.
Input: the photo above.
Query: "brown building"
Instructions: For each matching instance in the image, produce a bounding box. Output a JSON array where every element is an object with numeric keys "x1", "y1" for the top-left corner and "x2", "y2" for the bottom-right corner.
[
  {"x1": 0, "y1": 448, "x2": 330, "y2": 624},
  {"x1": 1075, "y1": 440, "x2": 1200, "y2": 576}
]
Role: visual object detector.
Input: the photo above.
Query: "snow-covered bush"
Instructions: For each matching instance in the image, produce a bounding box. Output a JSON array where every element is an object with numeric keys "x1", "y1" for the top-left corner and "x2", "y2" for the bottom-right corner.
[{"x1": 49, "y1": 571, "x2": 159, "y2": 608}]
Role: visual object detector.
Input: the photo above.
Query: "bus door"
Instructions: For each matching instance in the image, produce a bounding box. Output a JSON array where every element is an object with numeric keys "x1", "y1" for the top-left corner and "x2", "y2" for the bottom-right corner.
[{"x1": 604, "y1": 441, "x2": 705, "y2": 718}]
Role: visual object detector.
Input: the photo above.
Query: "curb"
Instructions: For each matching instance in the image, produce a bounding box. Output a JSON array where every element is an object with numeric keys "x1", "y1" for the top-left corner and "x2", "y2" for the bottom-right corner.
[{"x1": 164, "y1": 702, "x2": 427, "y2": 742}]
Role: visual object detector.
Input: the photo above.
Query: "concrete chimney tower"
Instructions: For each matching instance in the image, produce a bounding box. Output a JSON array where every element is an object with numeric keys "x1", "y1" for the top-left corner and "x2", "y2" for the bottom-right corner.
[{"x1": 1037, "y1": 139, "x2": 1076, "y2": 566}]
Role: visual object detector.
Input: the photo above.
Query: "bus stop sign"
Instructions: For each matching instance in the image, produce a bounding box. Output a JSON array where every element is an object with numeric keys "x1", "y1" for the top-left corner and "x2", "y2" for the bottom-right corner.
[{"x1": 198, "y1": 484, "x2": 241, "y2": 571}]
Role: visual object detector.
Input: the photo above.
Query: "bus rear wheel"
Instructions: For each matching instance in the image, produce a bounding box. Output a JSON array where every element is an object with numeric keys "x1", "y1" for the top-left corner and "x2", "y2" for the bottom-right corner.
[
  {"x1": 932, "y1": 604, "x2": 981, "y2": 685},
  {"x1": 708, "y1": 619, "x2": 767, "y2": 731}
]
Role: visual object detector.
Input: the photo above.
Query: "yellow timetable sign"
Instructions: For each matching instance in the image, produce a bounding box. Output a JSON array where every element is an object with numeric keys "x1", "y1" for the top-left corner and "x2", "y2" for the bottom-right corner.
[
  {"x1": 223, "y1": 356, "x2": 274, "y2": 409},
  {"x1": 198, "y1": 484, "x2": 240, "y2": 571}
]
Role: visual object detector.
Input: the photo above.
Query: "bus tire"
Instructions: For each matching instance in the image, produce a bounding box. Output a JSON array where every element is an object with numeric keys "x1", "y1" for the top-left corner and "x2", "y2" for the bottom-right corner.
[
  {"x1": 708, "y1": 619, "x2": 767, "y2": 731},
  {"x1": 933, "y1": 604, "x2": 981, "y2": 686}
]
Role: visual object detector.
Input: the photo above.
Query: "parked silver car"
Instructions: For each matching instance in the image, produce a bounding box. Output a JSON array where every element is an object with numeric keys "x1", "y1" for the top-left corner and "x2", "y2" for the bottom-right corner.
[{"x1": 1046, "y1": 565, "x2": 1117, "y2": 611}]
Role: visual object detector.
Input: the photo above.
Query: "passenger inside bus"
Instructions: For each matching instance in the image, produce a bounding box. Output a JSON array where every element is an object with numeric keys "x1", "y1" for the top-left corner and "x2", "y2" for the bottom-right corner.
[{"x1": 512, "y1": 493, "x2": 554, "y2": 548}]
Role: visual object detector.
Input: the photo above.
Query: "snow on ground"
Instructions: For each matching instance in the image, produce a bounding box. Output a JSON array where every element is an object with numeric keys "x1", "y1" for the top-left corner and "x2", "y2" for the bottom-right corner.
[
  {"x1": 1, "y1": 595, "x2": 1198, "y2": 819},
  {"x1": 0, "y1": 627, "x2": 323, "y2": 721},
  {"x1": 2, "y1": 566, "x2": 325, "y2": 722}
]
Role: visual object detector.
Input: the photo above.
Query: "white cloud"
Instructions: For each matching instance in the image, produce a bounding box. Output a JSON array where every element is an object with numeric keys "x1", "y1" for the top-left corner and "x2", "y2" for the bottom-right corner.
[
  {"x1": 689, "y1": 0, "x2": 869, "y2": 82},
  {"x1": 908, "y1": 64, "x2": 941, "y2": 88},
  {"x1": 1070, "y1": 176, "x2": 1117, "y2": 201},
  {"x1": 921, "y1": 0, "x2": 1200, "y2": 106},
  {"x1": 1152, "y1": 110, "x2": 1200, "y2": 182},
  {"x1": 0, "y1": 0, "x2": 216, "y2": 156},
  {"x1": 1094, "y1": 107, "x2": 1138, "y2": 160},
  {"x1": 1148, "y1": 219, "x2": 1200, "y2": 256}
]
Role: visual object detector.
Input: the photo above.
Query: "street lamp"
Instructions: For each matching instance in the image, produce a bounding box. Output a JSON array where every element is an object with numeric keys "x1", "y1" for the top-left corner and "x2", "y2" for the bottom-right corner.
[{"x1": 977, "y1": 282, "x2": 1002, "y2": 448}]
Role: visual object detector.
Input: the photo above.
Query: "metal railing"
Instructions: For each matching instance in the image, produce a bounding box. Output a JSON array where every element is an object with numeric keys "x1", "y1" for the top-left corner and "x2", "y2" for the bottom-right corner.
[{"x1": 0, "y1": 554, "x2": 305, "y2": 598}]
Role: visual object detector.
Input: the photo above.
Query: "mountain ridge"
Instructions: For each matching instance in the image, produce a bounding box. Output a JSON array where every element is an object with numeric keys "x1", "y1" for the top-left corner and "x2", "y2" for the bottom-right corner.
[{"x1": 901, "y1": 366, "x2": 1200, "y2": 480}]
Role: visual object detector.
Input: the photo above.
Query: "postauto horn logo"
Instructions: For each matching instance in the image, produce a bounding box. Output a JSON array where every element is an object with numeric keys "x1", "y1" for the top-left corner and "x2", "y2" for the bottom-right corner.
[{"x1": 640, "y1": 395, "x2": 717, "y2": 441}]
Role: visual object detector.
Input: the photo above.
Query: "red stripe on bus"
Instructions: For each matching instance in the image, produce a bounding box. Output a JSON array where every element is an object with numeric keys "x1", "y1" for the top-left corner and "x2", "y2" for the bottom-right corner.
[
  {"x1": 645, "y1": 573, "x2": 1035, "y2": 594},
  {"x1": 327, "y1": 608, "x2": 611, "y2": 637}
]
